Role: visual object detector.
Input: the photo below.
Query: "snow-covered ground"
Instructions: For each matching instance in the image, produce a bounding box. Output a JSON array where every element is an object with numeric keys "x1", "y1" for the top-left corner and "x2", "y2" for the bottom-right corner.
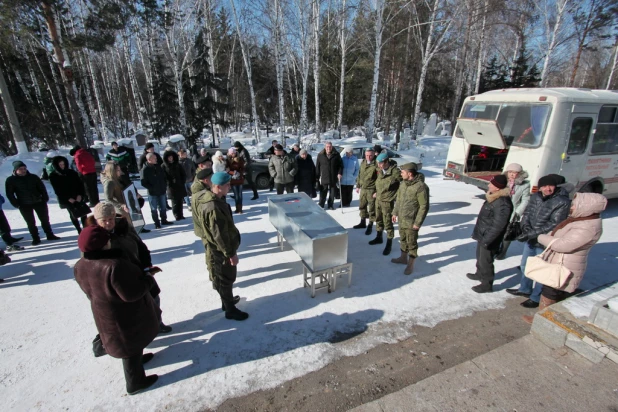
[{"x1": 0, "y1": 151, "x2": 616, "y2": 411}]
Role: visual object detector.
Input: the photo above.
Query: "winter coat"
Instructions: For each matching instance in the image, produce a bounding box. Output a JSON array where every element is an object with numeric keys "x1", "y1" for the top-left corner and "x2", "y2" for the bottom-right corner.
[
  {"x1": 162, "y1": 151, "x2": 187, "y2": 198},
  {"x1": 520, "y1": 190, "x2": 571, "y2": 247},
  {"x1": 356, "y1": 159, "x2": 378, "y2": 192},
  {"x1": 316, "y1": 149, "x2": 343, "y2": 186},
  {"x1": 374, "y1": 160, "x2": 401, "y2": 202},
  {"x1": 341, "y1": 154, "x2": 359, "y2": 186},
  {"x1": 106, "y1": 147, "x2": 131, "y2": 169},
  {"x1": 195, "y1": 190, "x2": 241, "y2": 257},
  {"x1": 5, "y1": 171, "x2": 49, "y2": 208},
  {"x1": 101, "y1": 174, "x2": 126, "y2": 213},
  {"x1": 268, "y1": 154, "x2": 297, "y2": 184},
  {"x1": 226, "y1": 157, "x2": 245, "y2": 186},
  {"x1": 296, "y1": 155, "x2": 316, "y2": 197},
  {"x1": 212, "y1": 154, "x2": 227, "y2": 173},
  {"x1": 393, "y1": 173, "x2": 429, "y2": 229},
  {"x1": 140, "y1": 162, "x2": 167, "y2": 196},
  {"x1": 538, "y1": 193, "x2": 606, "y2": 293},
  {"x1": 74, "y1": 248, "x2": 160, "y2": 359},
  {"x1": 138, "y1": 151, "x2": 162, "y2": 171},
  {"x1": 74, "y1": 148, "x2": 96, "y2": 175},
  {"x1": 503, "y1": 170, "x2": 531, "y2": 221},
  {"x1": 472, "y1": 188, "x2": 514, "y2": 250},
  {"x1": 192, "y1": 186, "x2": 212, "y2": 239},
  {"x1": 48, "y1": 156, "x2": 86, "y2": 209},
  {"x1": 191, "y1": 176, "x2": 208, "y2": 196},
  {"x1": 179, "y1": 157, "x2": 196, "y2": 183}
]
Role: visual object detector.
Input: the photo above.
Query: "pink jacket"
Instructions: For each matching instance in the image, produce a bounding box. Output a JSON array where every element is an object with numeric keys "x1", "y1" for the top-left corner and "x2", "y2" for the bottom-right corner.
[{"x1": 538, "y1": 193, "x2": 607, "y2": 293}]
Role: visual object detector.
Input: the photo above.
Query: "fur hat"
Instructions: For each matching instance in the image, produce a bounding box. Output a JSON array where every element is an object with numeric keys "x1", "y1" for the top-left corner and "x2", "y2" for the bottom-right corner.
[
  {"x1": 490, "y1": 174, "x2": 507, "y2": 189},
  {"x1": 214, "y1": 151, "x2": 223, "y2": 158},
  {"x1": 211, "y1": 172, "x2": 231, "y2": 185},
  {"x1": 504, "y1": 163, "x2": 523, "y2": 173},
  {"x1": 78, "y1": 225, "x2": 111, "y2": 253},
  {"x1": 12, "y1": 161, "x2": 27, "y2": 171},
  {"x1": 538, "y1": 174, "x2": 559, "y2": 188},
  {"x1": 92, "y1": 202, "x2": 116, "y2": 220},
  {"x1": 144, "y1": 142, "x2": 155, "y2": 151}
]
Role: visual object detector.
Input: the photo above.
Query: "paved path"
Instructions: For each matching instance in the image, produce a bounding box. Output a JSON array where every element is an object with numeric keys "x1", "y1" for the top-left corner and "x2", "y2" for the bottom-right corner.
[{"x1": 350, "y1": 334, "x2": 618, "y2": 412}]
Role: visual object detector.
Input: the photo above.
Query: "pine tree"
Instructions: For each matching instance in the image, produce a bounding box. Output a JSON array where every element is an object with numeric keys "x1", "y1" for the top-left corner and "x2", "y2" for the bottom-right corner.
[{"x1": 150, "y1": 55, "x2": 179, "y2": 139}]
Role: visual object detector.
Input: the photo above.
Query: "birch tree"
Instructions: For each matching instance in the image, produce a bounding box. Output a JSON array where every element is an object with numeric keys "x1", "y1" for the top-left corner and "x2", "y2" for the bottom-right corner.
[
  {"x1": 290, "y1": 0, "x2": 313, "y2": 138},
  {"x1": 0, "y1": 67, "x2": 27, "y2": 153},
  {"x1": 536, "y1": 0, "x2": 572, "y2": 87}
]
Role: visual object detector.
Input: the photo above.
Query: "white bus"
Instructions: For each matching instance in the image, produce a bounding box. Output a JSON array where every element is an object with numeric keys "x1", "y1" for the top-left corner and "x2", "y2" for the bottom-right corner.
[{"x1": 443, "y1": 88, "x2": 618, "y2": 198}]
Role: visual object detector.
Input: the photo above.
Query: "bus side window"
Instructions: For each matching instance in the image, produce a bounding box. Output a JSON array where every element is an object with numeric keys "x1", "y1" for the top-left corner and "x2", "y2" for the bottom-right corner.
[{"x1": 567, "y1": 118, "x2": 593, "y2": 155}]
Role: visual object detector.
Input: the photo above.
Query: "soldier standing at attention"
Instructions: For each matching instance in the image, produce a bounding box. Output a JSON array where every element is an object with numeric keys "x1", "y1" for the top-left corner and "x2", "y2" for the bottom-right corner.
[
  {"x1": 353, "y1": 148, "x2": 378, "y2": 235},
  {"x1": 195, "y1": 172, "x2": 247, "y2": 320},
  {"x1": 369, "y1": 153, "x2": 401, "y2": 256},
  {"x1": 391, "y1": 163, "x2": 429, "y2": 275}
]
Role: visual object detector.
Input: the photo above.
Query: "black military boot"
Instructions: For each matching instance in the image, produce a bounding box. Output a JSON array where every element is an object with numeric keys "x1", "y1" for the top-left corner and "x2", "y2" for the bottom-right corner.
[
  {"x1": 382, "y1": 238, "x2": 392, "y2": 255},
  {"x1": 368, "y1": 230, "x2": 383, "y2": 245},
  {"x1": 365, "y1": 221, "x2": 373, "y2": 235},
  {"x1": 225, "y1": 304, "x2": 249, "y2": 321},
  {"x1": 353, "y1": 218, "x2": 366, "y2": 229}
]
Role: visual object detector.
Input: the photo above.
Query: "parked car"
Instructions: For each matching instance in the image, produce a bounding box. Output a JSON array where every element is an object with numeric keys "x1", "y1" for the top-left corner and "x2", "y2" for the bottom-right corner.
[{"x1": 332, "y1": 142, "x2": 423, "y2": 170}]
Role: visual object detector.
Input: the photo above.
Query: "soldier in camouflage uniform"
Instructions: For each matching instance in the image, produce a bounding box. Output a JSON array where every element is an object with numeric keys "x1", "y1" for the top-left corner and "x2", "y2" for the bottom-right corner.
[
  {"x1": 370, "y1": 153, "x2": 401, "y2": 256},
  {"x1": 193, "y1": 171, "x2": 246, "y2": 320},
  {"x1": 392, "y1": 162, "x2": 429, "y2": 275},
  {"x1": 190, "y1": 156, "x2": 213, "y2": 195},
  {"x1": 353, "y1": 148, "x2": 378, "y2": 235}
]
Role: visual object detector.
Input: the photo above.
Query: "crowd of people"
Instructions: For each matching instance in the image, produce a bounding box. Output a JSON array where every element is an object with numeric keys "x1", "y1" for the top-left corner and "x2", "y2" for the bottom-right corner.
[{"x1": 0, "y1": 140, "x2": 610, "y2": 395}]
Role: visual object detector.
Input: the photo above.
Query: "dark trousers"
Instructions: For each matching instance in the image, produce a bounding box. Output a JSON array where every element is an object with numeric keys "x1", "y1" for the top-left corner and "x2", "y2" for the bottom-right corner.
[
  {"x1": 319, "y1": 184, "x2": 338, "y2": 208},
  {"x1": 245, "y1": 165, "x2": 258, "y2": 196},
  {"x1": 170, "y1": 193, "x2": 184, "y2": 219},
  {"x1": 82, "y1": 173, "x2": 100, "y2": 206},
  {"x1": 67, "y1": 210, "x2": 87, "y2": 234},
  {"x1": 19, "y1": 202, "x2": 53, "y2": 239},
  {"x1": 275, "y1": 182, "x2": 294, "y2": 195},
  {"x1": 206, "y1": 248, "x2": 237, "y2": 309},
  {"x1": 475, "y1": 242, "x2": 496, "y2": 286},
  {"x1": 0, "y1": 209, "x2": 13, "y2": 244},
  {"x1": 122, "y1": 351, "x2": 146, "y2": 392},
  {"x1": 541, "y1": 285, "x2": 568, "y2": 301},
  {"x1": 341, "y1": 185, "x2": 353, "y2": 207}
]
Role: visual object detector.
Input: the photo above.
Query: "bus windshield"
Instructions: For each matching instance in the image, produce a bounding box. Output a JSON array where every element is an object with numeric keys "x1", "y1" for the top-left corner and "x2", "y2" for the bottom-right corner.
[{"x1": 456, "y1": 102, "x2": 551, "y2": 147}]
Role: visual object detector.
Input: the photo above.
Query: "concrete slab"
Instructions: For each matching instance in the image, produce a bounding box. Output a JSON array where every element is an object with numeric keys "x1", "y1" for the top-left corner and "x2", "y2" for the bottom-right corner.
[{"x1": 530, "y1": 312, "x2": 568, "y2": 349}]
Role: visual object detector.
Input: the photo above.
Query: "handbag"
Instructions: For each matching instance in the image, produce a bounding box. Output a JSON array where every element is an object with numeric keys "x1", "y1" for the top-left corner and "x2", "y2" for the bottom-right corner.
[
  {"x1": 68, "y1": 201, "x2": 92, "y2": 219},
  {"x1": 524, "y1": 239, "x2": 572, "y2": 289},
  {"x1": 504, "y1": 220, "x2": 522, "y2": 241}
]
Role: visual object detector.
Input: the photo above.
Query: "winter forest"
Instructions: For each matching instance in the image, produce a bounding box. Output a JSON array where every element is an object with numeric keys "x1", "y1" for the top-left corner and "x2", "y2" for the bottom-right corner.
[{"x1": 0, "y1": 0, "x2": 617, "y2": 154}]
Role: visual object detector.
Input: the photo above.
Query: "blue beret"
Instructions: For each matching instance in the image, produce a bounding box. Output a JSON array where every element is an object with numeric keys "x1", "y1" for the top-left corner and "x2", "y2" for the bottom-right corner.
[
  {"x1": 211, "y1": 172, "x2": 231, "y2": 185},
  {"x1": 376, "y1": 153, "x2": 388, "y2": 162}
]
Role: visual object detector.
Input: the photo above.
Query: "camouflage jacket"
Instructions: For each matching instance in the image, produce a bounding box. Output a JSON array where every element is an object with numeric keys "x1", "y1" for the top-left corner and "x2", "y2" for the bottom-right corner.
[
  {"x1": 374, "y1": 159, "x2": 401, "y2": 202},
  {"x1": 195, "y1": 190, "x2": 240, "y2": 258},
  {"x1": 393, "y1": 173, "x2": 429, "y2": 228},
  {"x1": 356, "y1": 159, "x2": 378, "y2": 191}
]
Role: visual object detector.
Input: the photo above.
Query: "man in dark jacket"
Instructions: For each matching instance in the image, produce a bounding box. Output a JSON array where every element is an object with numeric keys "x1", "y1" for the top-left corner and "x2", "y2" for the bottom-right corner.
[
  {"x1": 0, "y1": 194, "x2": 23, "y2": 251},
  {"x1": 507, "y1": 174, "x2": 571, "y2": 307},
  {"x1": 138, "y1": 143, "x2": 163, "y2": 170},
  {"x1": 354, "y1": 148, "x2": 378, "y2": 235},
  {"x1": 195, "y1": 172, "x2": 247, "y2": 320},
  {"x1": 49, "y1": 156, "x2": 87, "y2": 234},
  {"x1": 234, "y1": 141, "x2": 259, "y2": 200},
  {"x1": 467, "y1": 175, "x2": 513, "y2": 293},
  {"x1": 316, "y1": 141, "x2": 343, "y2": 210},
  {"x1": 391, "y1": 163, "x2": 429, "y2": 275},
  {"x1": 140, "y1": 153, "x2": 172, "y2": 228},
  {"x1": 178, "y1": 149, "x2": 196, "y2": 210},
  {"x1": 70, "y1": 145, "x2": 100, "y2": 207},
  {"x1": 5, "y1": 161, "x2": 60, "y2": 245},
  {"x1": 74, "y1": 225, "x2": 160, "y2": 395},
  {"x1": 162, "y1": 150, "x2": 187, "y2": 220}
]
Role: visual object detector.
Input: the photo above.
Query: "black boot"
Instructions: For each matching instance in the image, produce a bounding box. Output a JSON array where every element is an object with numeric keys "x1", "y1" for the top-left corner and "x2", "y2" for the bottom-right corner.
[
  {"x1": 365, "y1": 221, "x2": 373, "y2": 236},
  {"x1": 31, "y1": 235, "x2": 41, "y2": 246},
  {"x1": 46, "y1": 234, "x2": 61, "y2": 241},
  {"x1": 382, "y1": 238, "x2": 392, "y2": 255},
  {"x1": 123, "y1": 353, "x2": 158, "y2": 395},
  {"x1": 151, "y1": 212, "x2": 161, "y2": 229},
  {"x1": 472, "y1": 283, "x2": 493, "y2": 293},
  {"x1": 251, "y1": 189, "x2": 259, "y2": 200},
  {"x1": 353, "y1": 218, "x2": 367, "y2": 229},
  {"x1": 368, "y1": 230, "x2": 383, "y2": 245},
  {"x1": 225, "y1": 304, "x2": 249, "y2": 321},
  {"x1": 221, "y1": 295, "x2": 241, "y2": 311}
]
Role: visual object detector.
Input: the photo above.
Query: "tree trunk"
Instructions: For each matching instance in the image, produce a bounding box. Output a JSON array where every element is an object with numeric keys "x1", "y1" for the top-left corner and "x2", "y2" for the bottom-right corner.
[
  {"x1": 122, "y1": 34, "x2": 145, "y2": 128},
  {"x1": 366, "y1": 0, "x2": 384, "y2": 143},
  {"x1": 540, "y1": 0, "x2": 569, "y2": 87},
  {"x1": 313, "y1": 0, "x2": 321, "y2": 139},
  {"x1": 0, "y1": 67, "x2": 28, "y2": 153},
  {"x1": 474, "y1": 0, "x2": 489, "y2": 94},
  {"x1": 607, "y1": 39, "x2": 618, "y2": 89},
  {"x1": 41, "y1": 1, "x2": 86, "y2": 147},
  {"x1": 395, "y1": 12, "x2": 414, "y2": 144}
]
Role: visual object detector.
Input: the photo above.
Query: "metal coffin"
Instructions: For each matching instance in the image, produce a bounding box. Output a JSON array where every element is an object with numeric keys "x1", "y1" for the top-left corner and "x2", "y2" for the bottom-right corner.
[{"x1": 268, "y1": 193, "x2": 348, "y2": 272}]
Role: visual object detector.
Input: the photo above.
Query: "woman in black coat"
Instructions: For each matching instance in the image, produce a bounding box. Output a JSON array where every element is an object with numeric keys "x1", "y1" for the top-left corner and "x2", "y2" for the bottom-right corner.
[
  {"x1": 74, "y1": 225, "x2": 160, "y2": 395},
  {"x1": 162, "y1": 150, "x2": 187, "y2": 220},
  {"x1": 48, "y1": 156, "x2": 87, "y2": 233},
  {"x1": 296, "y1": 149, "x2": 316, "y2": 198}
]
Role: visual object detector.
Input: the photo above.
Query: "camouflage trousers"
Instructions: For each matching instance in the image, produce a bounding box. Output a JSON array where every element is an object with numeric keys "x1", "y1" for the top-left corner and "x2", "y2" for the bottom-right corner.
[
  {"x1": 206, "y1": 246, "x2": 237, "y2": 307},
  {"x1": 358, "y1": 189, "x2": 376, "y2": 221},
  {"x1": 399, "y1": 226, "x2": 420, "y2": 258},
  {"x1": 375, "y1": 199, "x2": 395, "y2": 239}
]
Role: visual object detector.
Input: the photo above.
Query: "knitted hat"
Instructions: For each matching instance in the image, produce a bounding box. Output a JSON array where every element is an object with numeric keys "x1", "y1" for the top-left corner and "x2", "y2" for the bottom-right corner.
[
  {"x1": 227, "y1": 147, "x2": 237, "y2": 155},
  {"x1": 144, "y1": 142, "x2": 155, "y2": 150},
  {"x1": 211, "y1": 172, "x2": 231, "y2": 185},
  {"x1": 196, "y1": 168, "x2": 214, "y2": 180},
  {"x1": 274, "y1": 144, "x2": 284, "y2": 151},
  {"x1": 490, "y1": 174, "x2": 507, "y2": 189},
  {"x1": 376, "y1": 153, "x2": 388, "y2": 163},
  {"x1": 538, "y1": 174, "x2": 558, "y2": 188},
  {"x1": 93, "y1": 202, "x2": 116, "y2": 220},
  {"x1": 400, "y1": 162, "x2": 417, "y2": 171},
  {"x1": 214, "y1": 151, "x2": 223, "y2": 158},
  {"x1": 69, "y1": 145, "x2": 81, "y2": 156},
  {"x1": 78, "y1": 225, "x2": 111, "y2": 253},
  {"x1": 12, "y1": 161, "x2": 27, "y2": 171},
  {"x1": 504, "y1": 163, "x2": 523, "y2": 173},
  {"x1": 343, "y1": 146, "x2": 354, "y2": 154}
]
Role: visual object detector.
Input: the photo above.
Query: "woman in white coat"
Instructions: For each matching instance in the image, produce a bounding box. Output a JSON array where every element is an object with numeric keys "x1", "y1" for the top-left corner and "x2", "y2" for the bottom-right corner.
[{"x1": 212, "y1": 151, "x2": 227, "y2": 173}]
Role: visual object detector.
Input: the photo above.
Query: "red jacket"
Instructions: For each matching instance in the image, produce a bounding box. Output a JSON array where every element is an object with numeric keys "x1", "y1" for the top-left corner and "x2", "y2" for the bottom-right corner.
[{"x1": 74, "y1": 148, "x2": 96, "y2": 175}]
